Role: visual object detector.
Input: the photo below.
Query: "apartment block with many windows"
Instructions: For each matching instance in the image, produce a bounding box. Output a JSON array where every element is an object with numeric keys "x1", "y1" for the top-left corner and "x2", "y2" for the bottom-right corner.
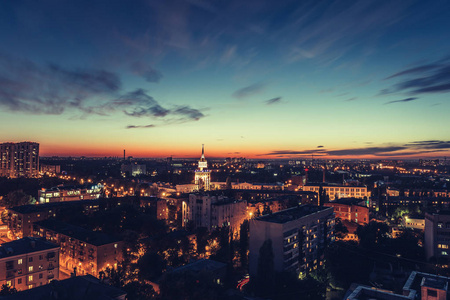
[{"x1": 0, "y1": 237, "x2": 59, "y2": 291}]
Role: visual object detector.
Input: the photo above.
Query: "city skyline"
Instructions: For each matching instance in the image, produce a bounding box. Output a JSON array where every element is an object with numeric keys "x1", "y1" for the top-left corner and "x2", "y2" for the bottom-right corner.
[{"x1": 1, "y1": 1, "x2": 450, "y2": 159}]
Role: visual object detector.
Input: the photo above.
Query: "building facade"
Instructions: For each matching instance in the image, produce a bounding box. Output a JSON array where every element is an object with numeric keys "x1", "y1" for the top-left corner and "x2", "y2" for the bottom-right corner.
[
  {"x1": 0, "y1": 142, "x2": 39, "y2": 178},
  {"x1": 425, "y1": 212, "x2": 450, "y2": 262},
  {"x1": 183, "y1": 194, "x2": 247, "y2": 235},
  {"x1": 0, "y1": 237, "x2": 59, "y2": 291},
  {"x1": 194, "y1": 145, "x2": 211, "y2": 191},
  {"x1": 303, "y1": 183, "x2": 370, "y2": 201},
  {"x1": 249, "y1": 205, "x2": 335, "y2": 278},
  {"x1": 324, "y1": 201, "x2": 369, "y2": 225},
  {"x1": 6, "y1": 200, "x2": 101, "y2": 239},
  {"x1": 33, "y1": 219, "x2": 123, "y2": 277},
  {"x1": 38, "y1": 184, "x2": 103, "y2": 203}
]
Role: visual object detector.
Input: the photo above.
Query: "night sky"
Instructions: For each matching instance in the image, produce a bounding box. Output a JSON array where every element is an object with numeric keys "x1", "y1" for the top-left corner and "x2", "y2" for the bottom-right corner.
[{"x1": 1, "y1": 0, "x2": 450, "y2": 159}]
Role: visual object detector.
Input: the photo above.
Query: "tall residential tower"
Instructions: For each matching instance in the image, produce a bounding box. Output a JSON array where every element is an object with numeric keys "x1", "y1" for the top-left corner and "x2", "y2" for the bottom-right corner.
[{"x1": 0, "y1": 142, "x2": 39, "y2": 178}]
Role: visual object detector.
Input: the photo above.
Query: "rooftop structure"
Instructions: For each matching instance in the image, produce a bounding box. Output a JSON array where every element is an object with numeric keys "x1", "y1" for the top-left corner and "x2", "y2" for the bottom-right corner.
[
  {"x1": 34, "y1": 219, "x2": 120, "y2": 246},
  {"x1": 256, "y1": 205, "x2": 332, "y2": 224},
  {"x1": 0, "y1": 275, "x2": 126, "y2": 300}
]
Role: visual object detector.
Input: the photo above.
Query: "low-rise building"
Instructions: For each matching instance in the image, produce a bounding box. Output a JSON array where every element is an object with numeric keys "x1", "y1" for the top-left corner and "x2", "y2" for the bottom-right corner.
[
  {"x1": 6, "y1": 200, "x2": 101, "y2": 239},
  {"x1": 303, "y1": 183, "x2": 370, "y2": 201},
  {"x1": 324, "y1": 199, "x2": 369, "y2": 225},
  {"x1": 33, "y1": 219, "x2": 123, "y2": 277},
  {"x1": 402, "y1": 216, "x2": 425, "y2": 230},
  {"x1": 249, "y1": 205, "x2": 335, "y2": 278},
  {"x1": 346, "y1": 271, "x2": 449, "y2": 300},
  {"x1": 182, "y1": 194, "x2": 247, "y2": 235},
  {"x1": 38, "y1": 184, "x2": 103, "y2": 203},
  {"x1": 0, "y1": 237, "x2": 59, "y2": 291}
]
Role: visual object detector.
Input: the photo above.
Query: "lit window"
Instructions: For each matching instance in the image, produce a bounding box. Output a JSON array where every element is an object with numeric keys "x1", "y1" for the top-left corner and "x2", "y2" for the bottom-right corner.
[
  {"x1": 18, "y1": 259, "x2": 23, "y2": 265},
  {"x1": 29, "y1": 266, "x2": 33, "y2": 272},
  {"x1": 6, "y1": 281, "x2": 11, "y2": 287},
  {"x1": 114, "y1": 244, "x2": 118, "y2": 248},
  {"x1": 29, "y1": 275, "x2": 33, "y2": 281}
]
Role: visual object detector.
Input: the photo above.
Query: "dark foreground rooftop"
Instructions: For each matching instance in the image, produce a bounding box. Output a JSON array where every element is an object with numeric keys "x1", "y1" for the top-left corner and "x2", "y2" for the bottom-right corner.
[
  {"x1": 34, "y1": 219, "x2": 121, "y2": 246},
  {"x1": 256, "y1": 204, "x2": 333, "y2": 224},
  {"x1": 0, "y1": 275, "x2": 126, "y2": 300}
]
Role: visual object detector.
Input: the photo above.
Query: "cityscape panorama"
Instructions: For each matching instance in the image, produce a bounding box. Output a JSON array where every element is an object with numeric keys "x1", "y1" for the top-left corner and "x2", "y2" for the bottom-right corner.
[{"x1": 0, "y1": 1, "x2": 450, "y2": 300}]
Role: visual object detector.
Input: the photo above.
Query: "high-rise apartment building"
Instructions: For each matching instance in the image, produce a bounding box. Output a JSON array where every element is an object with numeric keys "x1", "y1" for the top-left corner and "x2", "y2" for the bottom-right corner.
[
  {"x1": 249, "y1": 205, "x2": 335, "y2": 278},
  {"x1": 425, "y1": 211, "x2": 450, "y2": 262},
  {"x1": 0, "y1": 142, "x2": 39, "y2": 178}
]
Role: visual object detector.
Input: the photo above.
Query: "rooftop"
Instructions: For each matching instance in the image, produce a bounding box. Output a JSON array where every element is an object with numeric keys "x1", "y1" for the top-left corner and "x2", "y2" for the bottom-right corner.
[
  {"x1": 404, "y1": 271, "x2": 450, "y2": 296},
  {"x1": 170, "y1": 259, "x2": 226, "y2": 275},
  {"x1": 0, "y1": 237, "x2": 58, "y2": 259},
  {"x1": 9, "y1": 199, "x2": 100, "y2": 214},
  {"x1": 34, "y1": 219, "x2": 121, "y2": 246},
  {"x1": 0, "y1": 275, "x2": 126, "y2": 300},
  {"x1": 304, "y1": 182, "x2": 366, "y2": 187},
  {"x1": 256, "y1": 204, "x2": 333, "y2": 224}
]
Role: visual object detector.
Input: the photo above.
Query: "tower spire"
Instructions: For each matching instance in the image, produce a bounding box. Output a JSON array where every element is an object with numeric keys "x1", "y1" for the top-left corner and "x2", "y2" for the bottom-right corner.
[{"x1": 202, "y1": 144, "x2": 204, "y2": 156}]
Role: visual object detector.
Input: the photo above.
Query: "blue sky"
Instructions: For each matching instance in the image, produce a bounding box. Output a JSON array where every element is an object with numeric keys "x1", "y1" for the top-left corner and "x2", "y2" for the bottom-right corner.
[{"x1": 0, "y1": 0, "x2": 450, "y2": 158}]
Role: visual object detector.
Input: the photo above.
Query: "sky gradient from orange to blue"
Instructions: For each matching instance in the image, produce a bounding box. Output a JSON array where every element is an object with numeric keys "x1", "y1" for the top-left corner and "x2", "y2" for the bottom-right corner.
[{"x1": 0, "y1": 1, "x2": 450, "y2": 159}]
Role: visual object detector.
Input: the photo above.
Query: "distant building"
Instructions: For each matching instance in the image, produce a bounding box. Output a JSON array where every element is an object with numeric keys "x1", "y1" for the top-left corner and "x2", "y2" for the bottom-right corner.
[
  {"x1": 194, "y1": 145, "x2": 211, "y2": 191},
  {"x1": 6, "y1": 200, "x2": 101, "y2": 239},
  {"x1": 38, "y1": 184, "x2": 103, "y2": 203},
  {"x1": 182, "y1": 194, "x2": 247, "y2": 235},
  {"x1": 425, "y1": 211, "x2": 450, "y2": 262},
  {"x1": 345, "y1": 271, "x2": 449, "y2": 300},
  {"x1": 139, "y1": 197, "x2": 169, "y2": 221},
  {"x1": 0, "y1": 274, "x2": 126, "y2": 300},
  {"x1": 303, "y1": 183, "x2": 370, "y2": 201},
  {"x1": 324, "y1": 199, "x2": 369, "y2": 225},
  {"x1": 249, "y1": 205, "x2": 335, "y2": 278},
  {"x1": 39, "y1": 164, "x2": 60, "y2": 175},
  {"x1": 120, "y1": 163, "x2": 146, "y2": 177},
  {"x1": 402, "y1": 216, "x2": 425, "y2": 230},
  {"x1": 0, "y1": 237, "x2": 59, "y2": 291},
  {"x1": 0, "y1": 142, "x2": 39, "y2": 178},
  {"x1": 33, "y1": 219, "x2": 123, "y2": 277}
]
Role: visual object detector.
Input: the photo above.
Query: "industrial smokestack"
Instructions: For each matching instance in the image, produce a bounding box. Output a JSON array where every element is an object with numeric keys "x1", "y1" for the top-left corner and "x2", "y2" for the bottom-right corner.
[{"x1": 123, "y1": 149, "x2": 125, "y2": 160}]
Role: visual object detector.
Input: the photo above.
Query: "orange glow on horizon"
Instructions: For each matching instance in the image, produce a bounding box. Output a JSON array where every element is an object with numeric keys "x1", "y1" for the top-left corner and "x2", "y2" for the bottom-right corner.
[{"x1": 39, "y1": 144, "x2": 450, "y2": 160}]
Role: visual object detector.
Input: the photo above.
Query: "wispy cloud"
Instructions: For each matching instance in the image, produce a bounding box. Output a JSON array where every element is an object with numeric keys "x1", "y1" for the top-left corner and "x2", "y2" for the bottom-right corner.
[
  {"x1": 381, "y1": 56, "x2": 450, "y2": 95},
  {"x1": 232, "y1": 82, "x2": 266, "y2": 99},
  {"x1": 384, "y1": 97, "x2": 418, "y2": 105},
  {"x1": 130, "y1": 61, "x2": 163, "y2": 83},
  {"x1": 0, "y1": 53, "x2": 120, "y2": 115},
  {"x1": 262, "y1": 140, "x2": 450, "y2": 157},
  {"x1": 126, "y1": 124, "x2": 156, "y2": 129},
  {"x1": 0, "y1": 54, "x2": 206, "y2": 124},
  {"x1": 265, "y1": 97, "x2": 282, "y2": 105}
]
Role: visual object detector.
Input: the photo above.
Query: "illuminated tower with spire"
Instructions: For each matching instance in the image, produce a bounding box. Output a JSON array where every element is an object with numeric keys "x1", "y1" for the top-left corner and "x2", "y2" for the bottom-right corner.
[{"x1": 195, "y1": 144, "x2": 211, "y2": 191}]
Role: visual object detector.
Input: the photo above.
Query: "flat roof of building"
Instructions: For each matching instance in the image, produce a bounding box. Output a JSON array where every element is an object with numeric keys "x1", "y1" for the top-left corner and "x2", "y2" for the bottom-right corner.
[
  {"x1": 34, "y1": 219, "x2": 121, "y2": 246},
  {"x1": 0, "y1": 237, "x2": 58, "y2": 259},
  {"x1": 256, "y1": 204, "x2": 333, "y2": 224},
  {"x1": 0, "y1": 275, "x2": 126, "y2": 300},
  {"x1": 304, "y1": 183, "x2": 366, "y2": 188},
  {"x1": 171, "y1": 259, "x2": 226, "y2": 275},
  {"x1": 9, "y1": 200, "x2": 100, "y2": 214}
]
